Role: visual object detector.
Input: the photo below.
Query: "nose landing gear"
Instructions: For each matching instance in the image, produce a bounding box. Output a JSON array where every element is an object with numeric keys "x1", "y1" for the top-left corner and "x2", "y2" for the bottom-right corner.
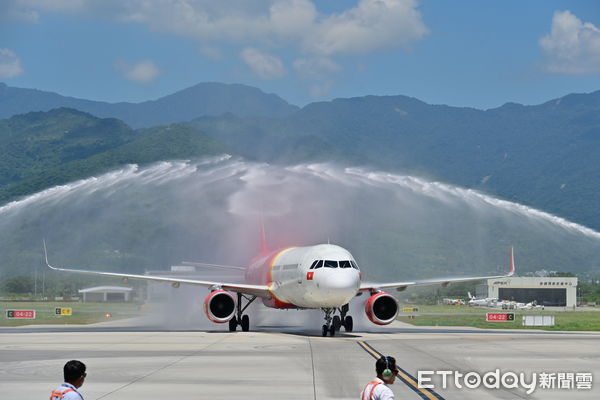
[{"x1": 321, "y1": 304, "x2": 353, "y2": 336}]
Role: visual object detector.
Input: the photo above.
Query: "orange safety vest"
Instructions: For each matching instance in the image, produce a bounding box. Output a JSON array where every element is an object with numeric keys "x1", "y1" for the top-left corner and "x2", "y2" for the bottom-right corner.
[
  {"x1": 50, "y1": 388, "x2": 75, "y2": 400},
  {"x1": 361, "y1": 380, "x2": 383, "y2": 400}
]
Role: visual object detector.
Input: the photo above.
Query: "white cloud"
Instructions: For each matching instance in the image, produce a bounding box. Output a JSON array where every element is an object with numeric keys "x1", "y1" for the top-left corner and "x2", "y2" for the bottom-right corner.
[
  {"x1": 304, "y1": 0, "x2": 428, "y2": 56},
  {"x1": 113, "y1": 1, "x2": 276, "y2": 43},
  {"x1": 0, "y1": 48, "x2": 24, "y2": 79},
  {"x1": 0, "y1": 0, "x2": 84, "y2": 21},
  {"x1": 9, "y1": 0, "x2": 428, "y2": 94},
  {"x1": 9, "y1": 1, "x2": 427, "y2": 56},
  {"x1": 18, "y1": 0, "x2": 86, "y2": 13},
  {"x1": 0, "y1": 1, "x2": 39, "y2": 22},
  {"x1": 309, "y1": 81, "x2": 334, "y2": 98},
  {"x1": 293, "y1": 57, "x2": 341, "y2": 79},
  {"x1": 240, "y1": 48, "x2": 285, "y2": 79},
  {"x1": 199, "y1": 45, "x2": 223, "y2": 61},
  {"x1": 293, "y1": 57, "x2": 339, "y2": 98},
  {"x1": 115, "y1": 60, "x2": 161, "y2": 84},
  {"x1": 269, "y1": 0, "x2": 317, "y2": 38},
  {"x1": 539, "y1": 10, "x2": 600, "y2": 74}
]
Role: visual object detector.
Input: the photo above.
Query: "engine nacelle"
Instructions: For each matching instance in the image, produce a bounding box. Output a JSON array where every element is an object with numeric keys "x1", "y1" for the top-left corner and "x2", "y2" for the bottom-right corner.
[
  {"x1": 203, "y1": 290, "x2": 236, "y2": 323},
  {"x1": 365, "y1": 292, "x2": 399, "y2": 325}
]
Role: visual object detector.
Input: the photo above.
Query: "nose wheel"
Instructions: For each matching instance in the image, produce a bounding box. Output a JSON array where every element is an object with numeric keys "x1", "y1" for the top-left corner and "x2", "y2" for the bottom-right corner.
[
  {"x1": 321, "y1": 322, "x2": 337, "y2": 337},
  {"x1": 321, "y1": 304, "x2": 353, "y2": 336}
]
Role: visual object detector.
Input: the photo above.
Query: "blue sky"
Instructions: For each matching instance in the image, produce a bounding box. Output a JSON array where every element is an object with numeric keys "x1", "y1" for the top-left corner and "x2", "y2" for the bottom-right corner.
[{"x1": 1, "y1": 0, "x2": 600, "y2": 109}]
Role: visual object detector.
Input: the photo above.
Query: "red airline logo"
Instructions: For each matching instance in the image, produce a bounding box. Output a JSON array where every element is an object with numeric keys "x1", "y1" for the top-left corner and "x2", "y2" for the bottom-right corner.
[{"x1": 306, "y1": 272, "x2": 314, "y2": 280}]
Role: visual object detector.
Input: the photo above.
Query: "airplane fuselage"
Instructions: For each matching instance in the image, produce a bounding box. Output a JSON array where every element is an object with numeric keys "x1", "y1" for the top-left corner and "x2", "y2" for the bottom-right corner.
[{"x1": 245, "y1": 244, "x2": 361, "y2": 309}]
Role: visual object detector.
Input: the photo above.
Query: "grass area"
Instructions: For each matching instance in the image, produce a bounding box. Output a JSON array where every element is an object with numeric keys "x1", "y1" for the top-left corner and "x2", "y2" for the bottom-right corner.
[
  {"x1": 397, "y1": 304, "x2": 600, "y2": 331},
  {"x1": 400, "y1": 304, "x2": 492, "y2": 314},
  {"x1": 0, "y1": 301, "x2": 141, "y2": 327}
]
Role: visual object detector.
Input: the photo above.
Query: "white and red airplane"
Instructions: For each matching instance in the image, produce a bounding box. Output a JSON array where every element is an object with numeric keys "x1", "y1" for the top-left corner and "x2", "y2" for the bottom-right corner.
[{"x1": 45, "y1": 241, "x2": 515, "y2": 336}]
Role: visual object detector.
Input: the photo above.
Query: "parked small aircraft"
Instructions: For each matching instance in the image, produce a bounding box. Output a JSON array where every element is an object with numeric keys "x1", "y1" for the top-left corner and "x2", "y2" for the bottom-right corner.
[
  {"x1": 467, "y1": 292, "x2": 499, "y2": 307},
  {"x1": 513, "y1": 300, "x2": 545, "y2": 310}
]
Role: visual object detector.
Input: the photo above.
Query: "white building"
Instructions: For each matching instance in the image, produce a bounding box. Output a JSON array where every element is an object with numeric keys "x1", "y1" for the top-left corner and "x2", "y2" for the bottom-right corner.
[
  {"x1": 78, "y1": 286, "x2": 134, "y2": 302},
  {"x1": 479, "y1": 277, "x2": 577, "y2": 307}
]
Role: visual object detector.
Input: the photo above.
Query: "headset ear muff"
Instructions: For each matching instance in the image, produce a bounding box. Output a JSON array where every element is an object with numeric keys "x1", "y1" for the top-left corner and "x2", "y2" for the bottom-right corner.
[
  {"x1": 382, "y1": 368, "x2": 393, "y2": 380},
  {"x1": 382, "y1": 356, "x2": 393, "y2": 380}
]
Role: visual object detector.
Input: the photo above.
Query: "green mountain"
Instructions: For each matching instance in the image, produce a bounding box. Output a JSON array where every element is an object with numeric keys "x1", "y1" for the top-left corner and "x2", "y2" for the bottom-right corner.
[
  {"x1": 0, "y1": 82, "x2": 299, "y2": 128},
  {"x1": 1, "y1": 86, "x2": 600, "y2": 233},
  {"x1": 0, "y1": 101, "x2": 599, "y2": 280},
  {"x1": 191, "y1": 91, "x2": 600, "y2": 230},
  {"x1": 0, "y1": 108, "x2": 229, "y2": 203}
]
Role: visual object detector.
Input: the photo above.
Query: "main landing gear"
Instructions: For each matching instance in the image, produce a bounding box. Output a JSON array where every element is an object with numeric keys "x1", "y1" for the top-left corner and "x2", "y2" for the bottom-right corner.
[
  {"x1": 229, "y1": 293, "x2": 256, "y2": 332},
  {"x1": 321, "y1": 304, "x2": 353, "y2": 337}
]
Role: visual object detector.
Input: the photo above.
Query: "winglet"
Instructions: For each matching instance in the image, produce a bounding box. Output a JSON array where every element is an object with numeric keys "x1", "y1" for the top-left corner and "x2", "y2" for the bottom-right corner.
[
  {"x1": 508, "y1": 246, "x2": 516, "y2": 276},
  {"x1": 43, "y1": 239, "x2": 57, "y2": 271},
  {"x1": 43, "y1": 239, "x2": 49, "y2": 266}
]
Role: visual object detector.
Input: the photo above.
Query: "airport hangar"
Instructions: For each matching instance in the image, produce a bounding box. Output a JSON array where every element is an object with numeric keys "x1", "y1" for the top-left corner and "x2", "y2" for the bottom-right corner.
[
  {"x1": 78, "y1": 286, "x2": 134, "y2": 302},
  {"x1": 476, "y1": 276, "x2": 578, "y2": 307}
]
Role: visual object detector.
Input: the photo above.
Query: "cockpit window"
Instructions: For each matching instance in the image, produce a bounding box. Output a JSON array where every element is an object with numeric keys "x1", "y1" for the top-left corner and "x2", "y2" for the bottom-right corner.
[{"x1": 311, "y1": 260, "x2": 358, "y2": 269}]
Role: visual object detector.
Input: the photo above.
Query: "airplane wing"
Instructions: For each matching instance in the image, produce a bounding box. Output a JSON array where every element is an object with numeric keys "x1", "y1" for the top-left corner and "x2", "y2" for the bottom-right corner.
[
  {"x1": 360, "y1": 247, "x2": 516, "y2": 293},
  {"x1": 359, "y1": 273, "x2": 512, "y2": 292},
  {"x1": 43, "y1": 243, "x2": 270, "y2": 299},
  {"x1": 180, "y1": 261, "x2": 246, "y2": 271}
]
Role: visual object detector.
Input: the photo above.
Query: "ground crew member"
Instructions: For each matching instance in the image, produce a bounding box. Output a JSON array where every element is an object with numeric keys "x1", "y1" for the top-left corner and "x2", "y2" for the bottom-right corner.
[
  {"x1": 50, "y1": 360, "x2": 86, "y2": 400},
  {"x1": 360, "y1": 356, "x2": 396, "y2": 400}
]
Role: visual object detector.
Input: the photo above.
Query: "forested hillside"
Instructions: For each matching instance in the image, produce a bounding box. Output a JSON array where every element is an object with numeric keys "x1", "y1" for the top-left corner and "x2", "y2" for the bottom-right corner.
[
  {"x1": 192, "y1": 91, "x2": 600, "y2": 230},
  {"x1": 1, "y1": 84, "x2": 599, "y2": 231},
  {"x1": 0, "y1": 82, "x2": 298, "y2": 128},
  {"x1": 0, "y1": 108, "x2": 228, "y2": 203}
]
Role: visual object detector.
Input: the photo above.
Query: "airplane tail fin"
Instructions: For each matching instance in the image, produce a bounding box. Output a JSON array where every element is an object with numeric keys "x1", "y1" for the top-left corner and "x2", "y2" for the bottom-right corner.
[
  {"x1": 259, "y1": 214, "x2": 268, "y2": 255},
  {"x1": 508, "y1": 246, "x2": 516, "y2": 276},
  {"x1": 468, "y1": 291, "x2": 474, "y2": 300}
]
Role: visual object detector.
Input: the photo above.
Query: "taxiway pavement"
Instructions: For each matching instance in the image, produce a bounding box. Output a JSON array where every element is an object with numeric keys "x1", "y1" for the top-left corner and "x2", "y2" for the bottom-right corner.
[{"x1": 0, "y1": 321, "x2": 598, "y2": 399}]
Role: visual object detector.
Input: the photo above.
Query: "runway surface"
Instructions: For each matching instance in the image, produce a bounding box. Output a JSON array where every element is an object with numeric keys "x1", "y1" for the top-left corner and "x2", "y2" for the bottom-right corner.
[{"x1": 0, "y1": 321, "x2": 598, "y2": 399}]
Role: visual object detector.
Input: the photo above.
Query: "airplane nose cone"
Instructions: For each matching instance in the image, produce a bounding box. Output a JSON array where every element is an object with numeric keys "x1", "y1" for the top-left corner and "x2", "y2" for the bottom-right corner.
[{"x1": 315, "y1": 270, "x2": 360, "y2": 306}]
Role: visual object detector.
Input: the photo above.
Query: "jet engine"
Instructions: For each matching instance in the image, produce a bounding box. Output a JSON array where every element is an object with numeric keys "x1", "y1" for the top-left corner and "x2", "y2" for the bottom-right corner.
[
  {"x1": 364, "y1": 292, "x2": 399, "y2": 325},
  {"x1": 203, "y1": 290, "x2": 236, "y2": 323}
]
